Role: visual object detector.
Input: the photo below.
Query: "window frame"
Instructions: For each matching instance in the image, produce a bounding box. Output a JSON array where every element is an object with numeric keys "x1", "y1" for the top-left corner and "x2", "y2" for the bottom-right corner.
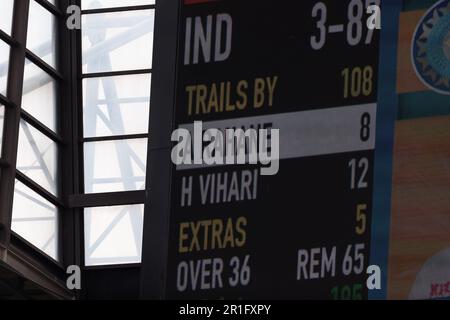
[
  {"x1": 76, "y1": 1, "x2": 156, "y2": 268},
  {"x1": 0, "y1": 0, "x2": 75, "y2": 299},
  {"x1": 0, "y1": 0, "x2": 160, "y2": 297}
]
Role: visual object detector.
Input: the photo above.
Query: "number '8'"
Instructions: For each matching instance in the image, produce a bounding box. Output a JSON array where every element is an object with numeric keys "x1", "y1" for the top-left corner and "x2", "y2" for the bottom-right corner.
[{"x1": 360, "y1": 113, "x2": 371, "y2": 142}]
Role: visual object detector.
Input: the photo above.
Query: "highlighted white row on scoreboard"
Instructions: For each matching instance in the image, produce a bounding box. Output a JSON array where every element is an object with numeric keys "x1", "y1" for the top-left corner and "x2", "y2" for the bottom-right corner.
[{"x1": 177, "y1": 103, "x2": 377, "y2": 170}]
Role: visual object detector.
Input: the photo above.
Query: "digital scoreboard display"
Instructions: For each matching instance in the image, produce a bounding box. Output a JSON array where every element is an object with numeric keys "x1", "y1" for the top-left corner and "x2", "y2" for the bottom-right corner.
[{"x1": 163, "y1": 0, "x2": 388, "y2": 299}]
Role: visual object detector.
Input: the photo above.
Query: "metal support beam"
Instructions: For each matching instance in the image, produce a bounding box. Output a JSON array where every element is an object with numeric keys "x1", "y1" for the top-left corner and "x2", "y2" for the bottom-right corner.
[
  {"x1": 0, "y1": 0, "x2": 30, "y2": 247},
  {"x1": 0, "y1": 243, "x2": 73, "y2": 299},
  {"x1": 140, "y1": 0, "x2": 180, "y2": 300},
  {"x1": 68, "y1": 190, "x2": 145, "y2": 208}
]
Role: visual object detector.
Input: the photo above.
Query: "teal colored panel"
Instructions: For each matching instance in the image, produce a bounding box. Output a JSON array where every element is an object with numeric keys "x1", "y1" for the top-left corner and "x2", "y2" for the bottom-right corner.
[
  {"x1": 403, "y1": 0, "x2": 441, "y2": 11},
  {"x1": 398, "y1": 91, "x2": 450, "y2": 120}
]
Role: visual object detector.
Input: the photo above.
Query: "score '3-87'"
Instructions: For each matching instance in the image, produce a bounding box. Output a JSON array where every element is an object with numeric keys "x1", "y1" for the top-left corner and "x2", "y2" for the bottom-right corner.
[{"x1": 310, "y1": 0, "x2": 381, "y2": 50}]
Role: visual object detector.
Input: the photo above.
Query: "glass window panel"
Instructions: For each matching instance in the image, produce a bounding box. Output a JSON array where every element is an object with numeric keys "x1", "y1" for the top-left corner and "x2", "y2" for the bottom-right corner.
[
  {"x1": 12, "y1": 180, "x2": 59, "y2": 261},
  {"x1": 0, "y1": 105, "x2": 4, "y2": 153},
  {"x1": 83, "y1": 74, "x2": 151, "y2": 138},
  {"x1": 84, "y1": 138, "x2": 147, "y2": 193},
  {"x1": 82, "y1": 10, "x2": 155, "y2": 73},
  {"x1": 22, "y1": 60, "x2": 57, "y2": 132},
  {"x1": 84, "y1": 204, "x2": 144, "y2": 266},
  {"x1": 82, "y1": 0, "x2": 155, "y2": 10},
  {"x1": 27, "y1": 1, "x2": 57, "y2": 68},
  {"x1": 17, "y1": 120, "x2": 58, "y2": 196},
  {"x1": 0, "y1": 41, "x2": 10, "y2": 96},
  {"x1": 0, "y1": 0, "x2": 14, "y2": 36}
]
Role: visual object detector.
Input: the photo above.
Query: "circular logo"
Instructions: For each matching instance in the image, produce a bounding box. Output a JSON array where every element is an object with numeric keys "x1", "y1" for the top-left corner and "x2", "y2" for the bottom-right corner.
[
  {"x1": 409, "y1": 248, "x2": 450, "y2": 300},
  {"x1": 412, "y1": 0, "x2": 450, "y2": 95}
]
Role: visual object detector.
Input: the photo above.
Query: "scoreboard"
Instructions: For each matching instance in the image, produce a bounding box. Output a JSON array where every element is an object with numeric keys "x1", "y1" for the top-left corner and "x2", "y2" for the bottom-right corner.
[{"x1": 142, "y1": 0, "x2": 398, "y2": 300}]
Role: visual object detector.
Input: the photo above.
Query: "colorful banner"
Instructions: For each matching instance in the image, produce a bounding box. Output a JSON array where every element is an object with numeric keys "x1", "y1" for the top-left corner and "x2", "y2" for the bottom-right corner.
[{"x1": 388, "y1": 0, "x2": 450, "y2": 300}]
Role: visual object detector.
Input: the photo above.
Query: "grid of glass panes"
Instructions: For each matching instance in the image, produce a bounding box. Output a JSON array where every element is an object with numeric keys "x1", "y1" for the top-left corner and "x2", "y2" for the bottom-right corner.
[
  {"x1": 81, "y1": 1, "x2": 155, "y2": 266},
  {"x1": 9, "y1": 0, "x2": 61, "y2": 261}
]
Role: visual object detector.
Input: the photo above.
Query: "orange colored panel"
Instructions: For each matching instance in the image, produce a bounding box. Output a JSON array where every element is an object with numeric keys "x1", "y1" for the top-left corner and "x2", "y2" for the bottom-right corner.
[
  {"x1": 388, "y1": 116, "x2": 450, "y2": 299},
  {"x1": 396, "y1": 10, "x2": 428, "y2": 94}
]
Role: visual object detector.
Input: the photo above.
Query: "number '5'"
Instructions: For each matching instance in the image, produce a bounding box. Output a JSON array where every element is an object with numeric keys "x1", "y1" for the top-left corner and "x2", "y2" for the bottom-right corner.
[{"x1": 356, "y1": 204, "x2": 367, "y2": 235}]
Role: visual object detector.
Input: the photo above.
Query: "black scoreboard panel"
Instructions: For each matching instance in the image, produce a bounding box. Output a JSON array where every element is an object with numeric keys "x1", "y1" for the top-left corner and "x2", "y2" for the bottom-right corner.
[{"x1": 166, "y1": 0, "x2": 381, "y2": 299}]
